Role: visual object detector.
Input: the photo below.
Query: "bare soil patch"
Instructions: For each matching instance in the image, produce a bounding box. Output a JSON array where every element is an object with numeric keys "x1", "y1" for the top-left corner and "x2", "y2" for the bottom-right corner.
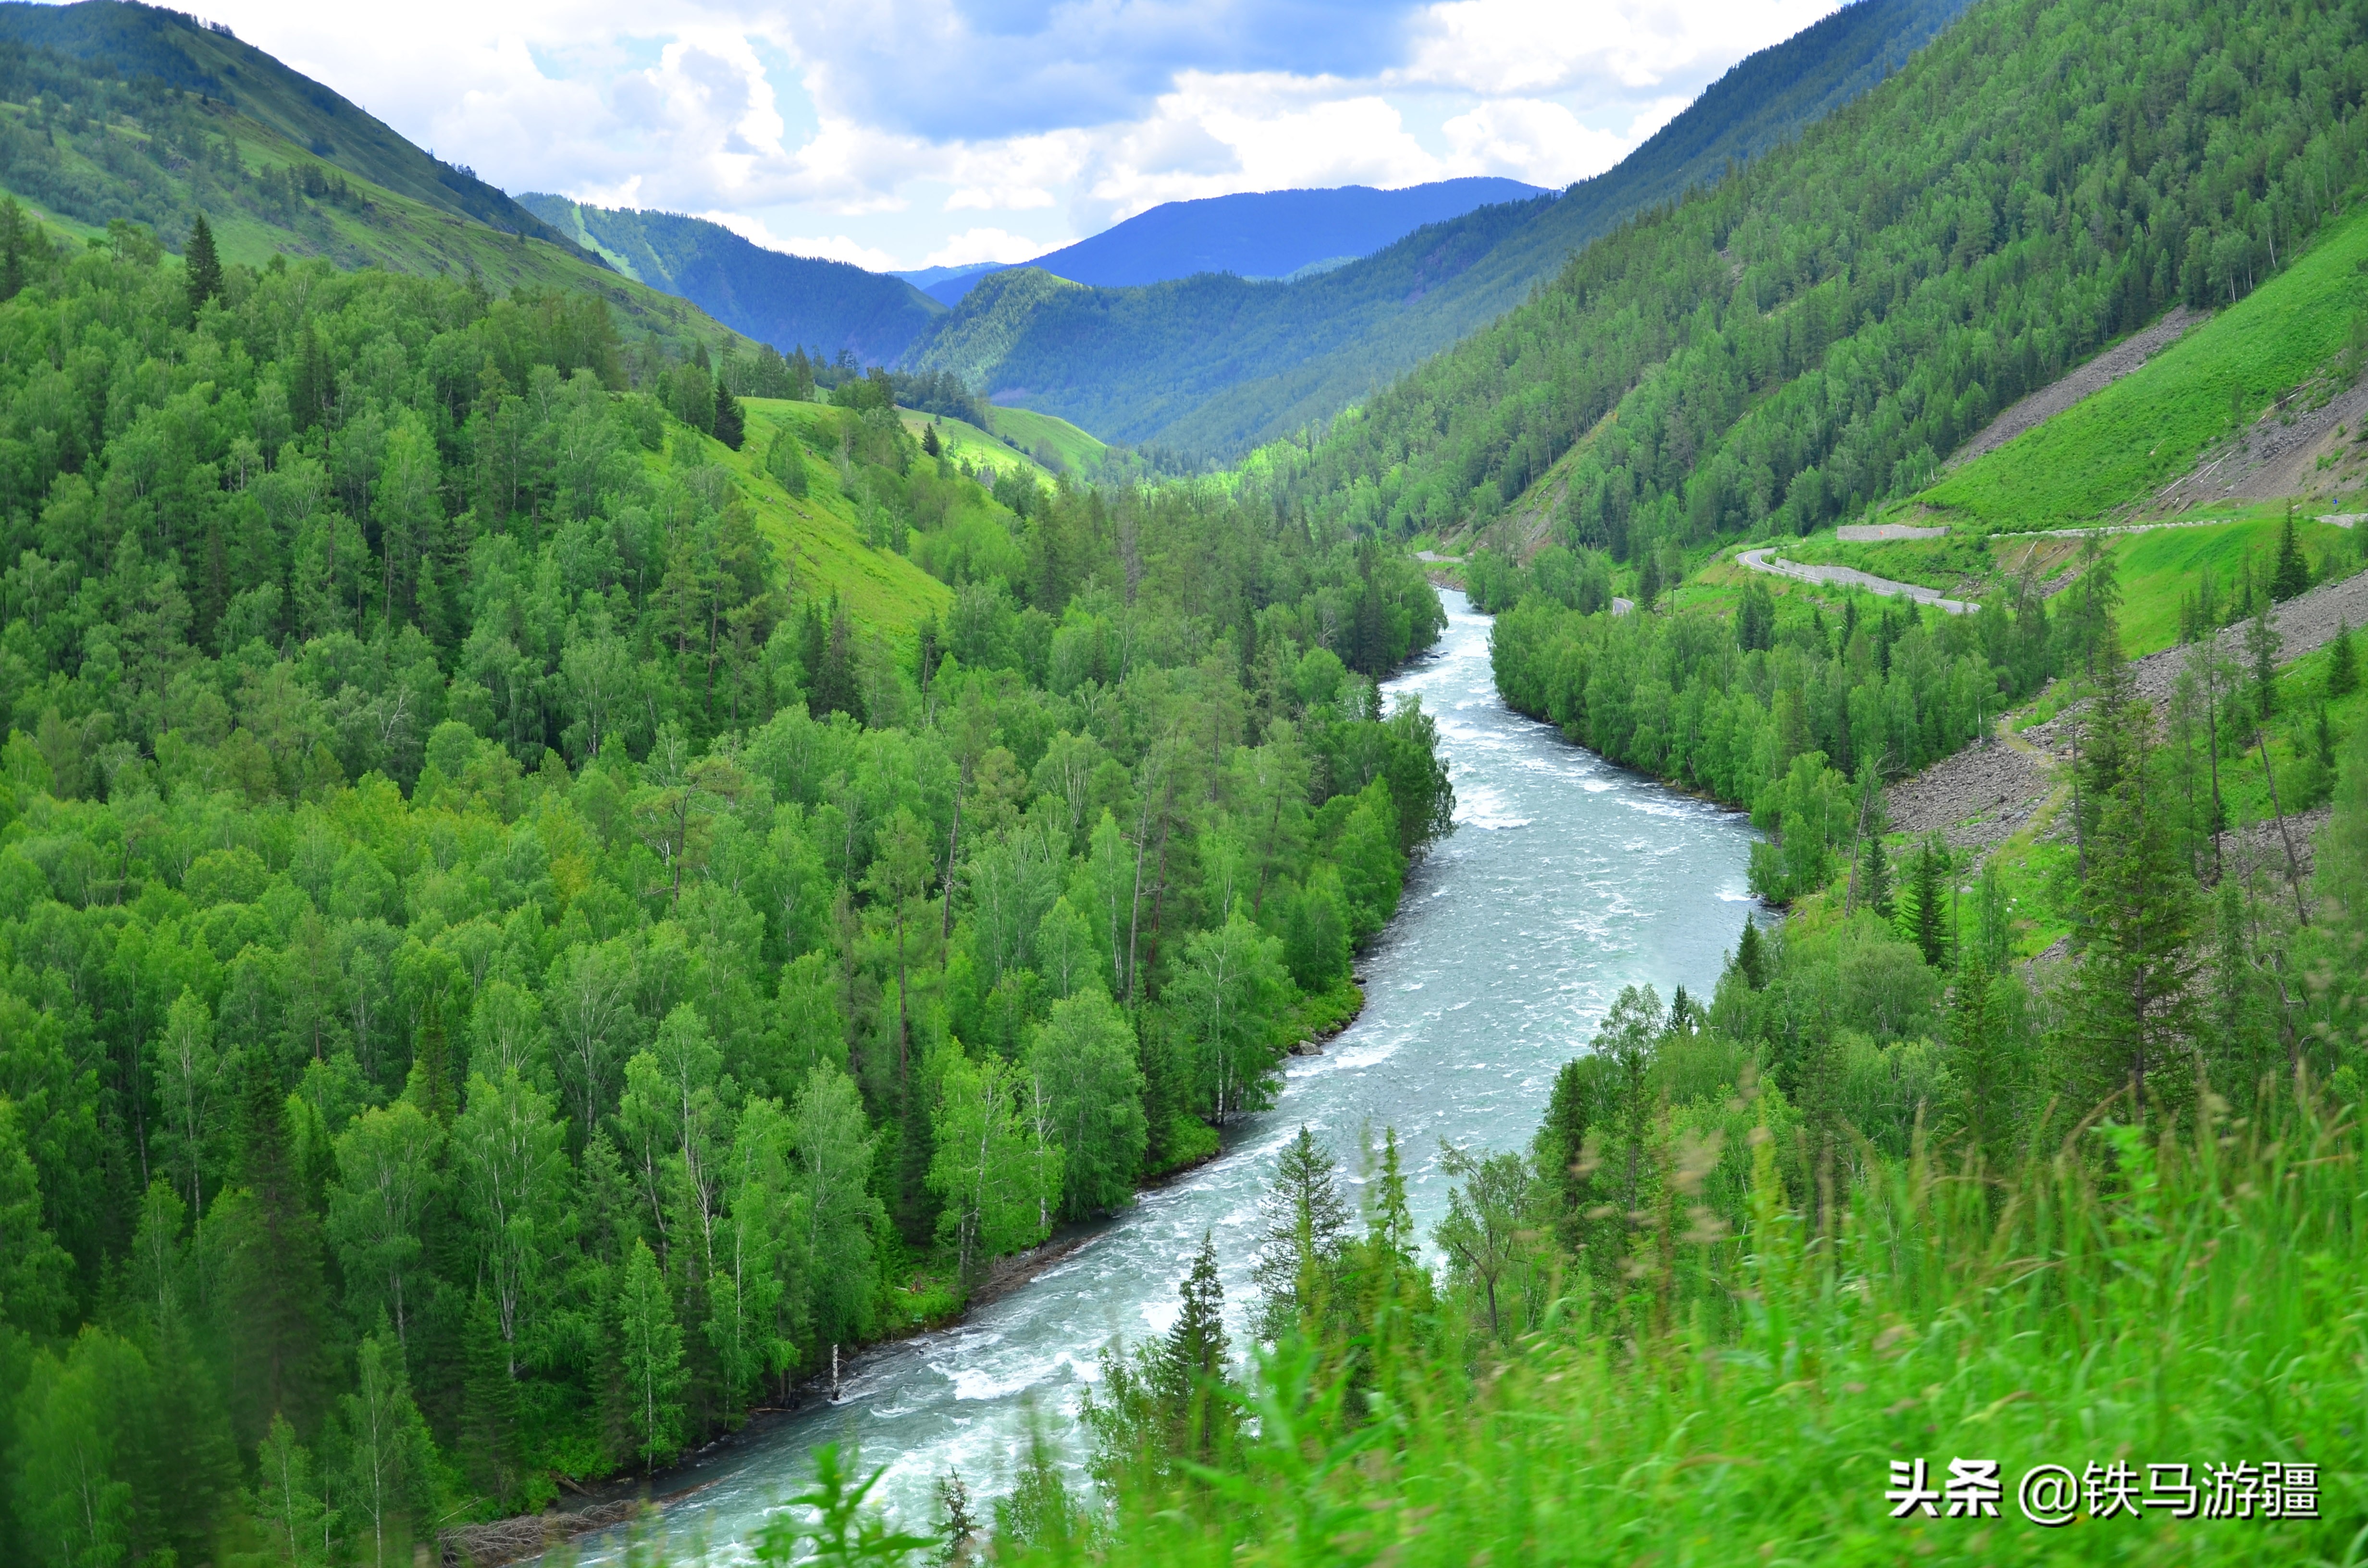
[{"x1": 1952, "y1": 307, "x2": 2205, "y2": 465}]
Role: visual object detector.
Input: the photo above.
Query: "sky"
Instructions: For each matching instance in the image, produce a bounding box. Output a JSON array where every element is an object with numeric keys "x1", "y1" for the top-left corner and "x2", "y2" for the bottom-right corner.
[{"x1": 176, "y1": 0, "x2": 1844, "y2": 273}]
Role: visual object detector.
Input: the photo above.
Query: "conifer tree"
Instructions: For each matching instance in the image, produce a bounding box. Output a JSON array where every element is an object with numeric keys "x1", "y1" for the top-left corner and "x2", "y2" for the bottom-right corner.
[
  {"x1": 922, "y1": 420, "x2": 942, "y2": 458},
  {"x1": 2331, "y1": 618, "x2": 2359, "y2": 698},
  {"x1": 714, "y1": 376, "x2": 746, "y2": 450},
  {"x1": 1157, "y1": 1232, "x2": 1231, "y2": 1403},
  {"x1": 2061, "y1": 691, "x2": 2201, "y2": 1121},
  {"x1": 616, "y1": 1237, "x2": 686, "y2": 1472},
  {"x1": 1251, "y1": 1126, "x2": 1353, "y2": 1341},
  {"x1": 2209, "y1": 878, "x2": 2270, "y2": 1105},
  {"x1": 0, "y1": 196, "x2": 26, "y2": 302},
  {"x1": 1859, "y1": 829, "x2": 1893, "y2": 921},
  {"x1": 1901, "y1": 834, "x2": 1952, "y2": 968},
  {"x1": 2247, "y1": 599, "x2": 2282, "y2": 723},
  {"x1": 1733, "y1": 918, "x2": 1768, "y2": 990},
  {"x1": 460, "y1": 1290, "x2": 522, "y2": 1507},
  {"x1": 225, "y1": 1054, "x2": 328, "y2": 1444},
  {"x1": 183, "y1": 212, "x2": 223, "y2": 323},
  {"x1": 2271, "y1": 508, "x2": 2312, "y2": 600}
]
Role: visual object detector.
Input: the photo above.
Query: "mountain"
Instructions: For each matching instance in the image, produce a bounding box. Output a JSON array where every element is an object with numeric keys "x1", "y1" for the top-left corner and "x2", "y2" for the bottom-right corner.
[
  {"x1": 894, "y1": 260, "x2": 999, "y2": 291},
  {"x1": 901, "y1": 0, "x2": 1974, "y2": 457},
  {"x1": 922, "y1": 177, "x2": 1544, "y2": 305},
  {"x1": 518, "y1": 196, "x2": 948, "y2": 366},
  {"x1": 1276, "y1": 0, "x2": 2368, "y2": 556},
  {"x1": 0, "y1": 0, "x2": 580, "y2": 248},
  {"x1": 0, "y1": 0, "x2": 755, "y2": 351}
]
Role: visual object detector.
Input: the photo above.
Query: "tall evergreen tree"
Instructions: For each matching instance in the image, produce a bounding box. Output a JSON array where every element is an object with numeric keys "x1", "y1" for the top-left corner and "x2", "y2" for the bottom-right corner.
[
  {"x1": 2061, "y1": 692, "x2": 2201, "y2": 1121},
  {"x1": 224, "y1": 1054, "x2": 328, "y2": 1444},
  {"x1": 2330, "y1": 618, "x2": 2359, "y2": 698},
  {"x1": 1901, "y1": 834, "x2": 1952, "y2": 968},
  {"x1": 714, "y1": 376, "x2": 746, "y2": 450},
  {"x1": 616, "y1": 1237, "x2": 686, "y2": 1472},
  {"x1": 2271, "y1": 508, "x2": 2312, "y2": 601},
  {"x1": 1158, "y1": 1232, "x2": 1231, "y2": 1400},
  {"x1": 1251, "y1": 1126, "x2": 1354, "y2": 1342},
  {"x1": 183, "y1": 212, "x2": 223, "y2": 323}
]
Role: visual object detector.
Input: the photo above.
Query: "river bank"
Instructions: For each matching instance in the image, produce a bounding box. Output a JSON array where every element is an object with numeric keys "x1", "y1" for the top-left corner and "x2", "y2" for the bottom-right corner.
[{"x1": 544, "y1": 591, "x2": 1758, "y2": 1564}]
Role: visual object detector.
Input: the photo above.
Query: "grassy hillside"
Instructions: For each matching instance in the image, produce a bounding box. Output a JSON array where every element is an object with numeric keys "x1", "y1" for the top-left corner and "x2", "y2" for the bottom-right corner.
[
  {"x1": 517, "y1": 196, "x2": 946, "y2": 365},
  {"x1": 728, "y1": 399, "x2": 955, "y2": 631},
  {"x1": 1918, "y1": 207, "x2": 2368, "y2": 527},
  {"x1": 0, "y1": 1, "x2": 755, "y2": 354},
  {"x1": 901, "y1": 0, "x2": 1972, "y2": 457}
]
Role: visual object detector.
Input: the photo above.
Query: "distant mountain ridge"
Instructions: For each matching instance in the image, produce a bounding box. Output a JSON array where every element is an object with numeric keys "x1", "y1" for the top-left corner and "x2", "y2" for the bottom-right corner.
[
  {"x1": 517, "y1": 196, "x2": 945, "y2": 366},
  {"x1": 924, "y1": 177, "x2": 1545, "y2": 304},
  {"x1": 900, "y1": 0, "x2": 1976, "y2": 458}
]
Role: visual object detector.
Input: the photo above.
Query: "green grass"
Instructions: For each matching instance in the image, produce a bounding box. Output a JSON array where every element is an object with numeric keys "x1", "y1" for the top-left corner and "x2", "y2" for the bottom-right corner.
[
  {"x1": 2082, "y1": 514, "x2": 2357, "y2": 658},
  {"x1": 1921, "y1": 206, "x2": 2368, "y2": 527},
  {"x1": 714, "y1": 399, "x2": 956, "y2": 635},
  {"x1": 983, "y1": 403, "x2": 1110, "y2": 476},
  {"x1": 978, "y1": 1090, "x2": 2367, "y2": 1568},
  {"x1": 899, "y1": 407, "x2": 1060, "y2": 487}
]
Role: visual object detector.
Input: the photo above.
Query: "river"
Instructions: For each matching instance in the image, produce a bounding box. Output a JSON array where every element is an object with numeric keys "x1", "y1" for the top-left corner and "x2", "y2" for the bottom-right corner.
[{"x1": 560, "y1": 588, "x2": 1760, "y2": 1563}]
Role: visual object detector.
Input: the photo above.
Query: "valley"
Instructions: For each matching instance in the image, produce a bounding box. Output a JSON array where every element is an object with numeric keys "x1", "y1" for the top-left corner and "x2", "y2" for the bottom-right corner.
[{"x1": 0, "y1": 0, "x2": 2363, "y2": 1563}]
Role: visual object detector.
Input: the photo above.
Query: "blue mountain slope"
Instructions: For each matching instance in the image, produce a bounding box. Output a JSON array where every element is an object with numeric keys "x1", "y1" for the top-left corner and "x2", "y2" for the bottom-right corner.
[
  {"x1": 516, "y1": 197, "x2": 945, "y2": 365},
  {"x1": 926, "y1": 177, "x2": 1544, "y2": 304}
]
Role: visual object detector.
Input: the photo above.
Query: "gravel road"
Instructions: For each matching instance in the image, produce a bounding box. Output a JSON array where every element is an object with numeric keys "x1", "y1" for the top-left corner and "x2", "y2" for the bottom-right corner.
[{"x1": 1736, "y1": 548, "x2": 1977, "y2": 613}]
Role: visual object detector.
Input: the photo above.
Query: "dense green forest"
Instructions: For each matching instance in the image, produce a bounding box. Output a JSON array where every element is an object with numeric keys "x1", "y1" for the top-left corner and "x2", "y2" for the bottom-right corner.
[
  {"x1": 900, "y1": 0, "x2": 1970, "y2": 458},
  {"x1": 0, "y1": 199, "x2": 1451, "y2": 1561},
  {"x1": 516, "y1": 198, "x2": 948, "y2": 369},
  {"x1": 1269, "y1": 0, "x2": 2368, "y2": 556}
]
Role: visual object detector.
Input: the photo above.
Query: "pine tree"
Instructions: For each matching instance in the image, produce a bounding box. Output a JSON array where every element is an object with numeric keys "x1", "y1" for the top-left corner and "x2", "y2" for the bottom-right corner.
[
  {"x1": 0, "y1": 196, "x2": 26, "y2": 302},
  {"x1": 2271, "y1": 508, "x2": 2312, "y2": 600},
  {"x1": 1947, "y1": 959, "x2": 2012, "y2": 1159},
  {"x1": 2061, "y1": 694, "x2": 2201, "y2": 1121},
  {"x1": 184, "y1": 212, "x2": 223, "y2": 323},
  {"x1": 616, "y1": 1237, "x2": 686, "y2": 1472},
  {"x1": 1156, "y1": 1232, "x2": 1231, "y2": 1400},
  {"x1": 714, "y1": 376, "x2": 746, "y2": 450},
  {"x1": 225, "y1": 1053, "x2": 328, "y2": 1444},
  {"x1": 460, "y1": 1290, "x2": 522, "y2": 1508},
  {"x1": 810, "y1": 606, "x2": 860, "y2": 720},
  {"x1": 1860, "y1": 829, "x2": 1893, "y2": 920},
  {"x1": 2209, "y1": 878, "x2": 2270, "y2": 1107},
  {"x1": 1901, "y1": 834, "x2": 1952, "y2": 968},
  {"x1": 1251, "y1": 1126, "x2": 1353, "y2": 1341},
  {"x1": 1733, "y1": 918, "x2": 1768, "y2": 990},
  {"x1": 922, "y1": 421, "x2": 942, "y2": 458},
  {"x1": 2331, "y1": 619, "x2": 2358, "y2": 698},
  {"x1": 2247, "y1": 599, "x2": 2282, "y2": 723}
]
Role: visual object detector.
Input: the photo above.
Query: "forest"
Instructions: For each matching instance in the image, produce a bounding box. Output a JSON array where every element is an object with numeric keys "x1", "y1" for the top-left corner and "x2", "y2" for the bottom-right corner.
[
  {"x1": 0, "y1": 203, "x2": 1451, "y2": 1560},
  {"x1": 1270, "y1": 0, "x2": 2368, "y2": 561}
]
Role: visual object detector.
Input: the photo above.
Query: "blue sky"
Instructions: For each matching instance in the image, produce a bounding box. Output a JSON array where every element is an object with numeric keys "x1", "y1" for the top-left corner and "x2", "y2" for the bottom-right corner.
[{"x1": 183, "y1": 0, "x2": 1843, "y2": 271}]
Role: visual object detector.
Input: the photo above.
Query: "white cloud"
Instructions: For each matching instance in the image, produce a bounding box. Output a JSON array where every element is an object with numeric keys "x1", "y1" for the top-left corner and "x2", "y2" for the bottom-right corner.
[
  {"x1": 1404, "y1": 0, "x2": 1840, "y2": 95},
  {"x1": 195, "y1": 0, "x2": 1849, "y2": 269},
  {"x1": 678, "y1": 209, "x2": 897, "y2": 270},
  {"x1": 923, "y1": 228, "x2": 1058, "y2": 267}
]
